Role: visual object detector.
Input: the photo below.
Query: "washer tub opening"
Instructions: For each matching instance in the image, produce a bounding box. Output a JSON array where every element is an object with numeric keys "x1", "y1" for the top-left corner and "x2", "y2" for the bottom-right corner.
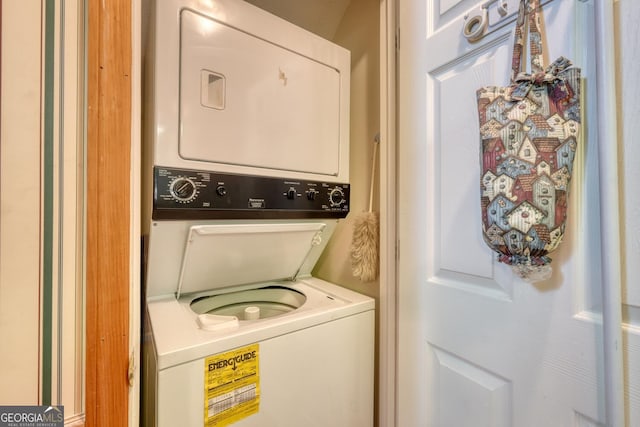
[{"x1": 190, "y1": 285, "x2": 307, "y2": 320}]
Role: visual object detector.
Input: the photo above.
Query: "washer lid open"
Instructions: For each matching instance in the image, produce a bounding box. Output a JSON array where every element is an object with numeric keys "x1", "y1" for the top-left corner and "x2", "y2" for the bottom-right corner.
[{"x1": 176, "y1": 223, "x2": 326, "y2": 298}]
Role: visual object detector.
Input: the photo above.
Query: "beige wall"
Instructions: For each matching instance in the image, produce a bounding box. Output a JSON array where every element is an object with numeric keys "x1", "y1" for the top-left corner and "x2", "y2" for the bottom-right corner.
[
  {"x1": 1, "y1": 1, "x2": 84, "y2": 417},
  {"x1": 0, "y1": 0, "x2": 44, "y2": 404}
]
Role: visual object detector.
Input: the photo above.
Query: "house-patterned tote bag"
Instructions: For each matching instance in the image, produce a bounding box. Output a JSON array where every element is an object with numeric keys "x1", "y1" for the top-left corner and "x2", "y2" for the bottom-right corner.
[{"x1": 476, "y1": 0, "x2": 581, "y2": 282}]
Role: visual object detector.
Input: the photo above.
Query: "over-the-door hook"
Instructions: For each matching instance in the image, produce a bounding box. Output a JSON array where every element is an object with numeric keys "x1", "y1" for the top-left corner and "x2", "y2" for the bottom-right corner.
[
  {"x1": 497, "y1": 1, "x2": 508, "y2": 16},
  {"x1": 463, "y1": 7, "x2": 488, "y2": 42}
]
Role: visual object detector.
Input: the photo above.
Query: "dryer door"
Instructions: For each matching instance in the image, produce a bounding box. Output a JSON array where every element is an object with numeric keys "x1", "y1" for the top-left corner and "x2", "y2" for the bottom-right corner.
[{"x1": 179, "y1": 9, "x2": 347, "y2": 178}]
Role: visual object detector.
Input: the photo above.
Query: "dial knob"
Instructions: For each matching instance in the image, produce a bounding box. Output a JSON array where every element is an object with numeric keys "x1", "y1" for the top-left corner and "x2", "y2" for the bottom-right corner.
[
  {"x1": 329, "y1": 187, "x2": 345, "y2": 207},
  {"x1": 287, "y1": 187, "x2": 297, "y2": 200},
  {"x1": 170, "y1": 177, "x2": 197, "y2": 202},
  {"x1": 216, "y1": 185, "x2": 227, "y2": 197}
]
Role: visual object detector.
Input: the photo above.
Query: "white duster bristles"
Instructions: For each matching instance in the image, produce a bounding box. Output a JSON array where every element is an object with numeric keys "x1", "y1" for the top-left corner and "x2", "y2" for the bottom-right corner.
[
  {"x1": 350, "y1": 211, "x2": 379, "y2": 282},
  {"x1": 350, "y1": 134, "x2": 380, "y2": 282}
]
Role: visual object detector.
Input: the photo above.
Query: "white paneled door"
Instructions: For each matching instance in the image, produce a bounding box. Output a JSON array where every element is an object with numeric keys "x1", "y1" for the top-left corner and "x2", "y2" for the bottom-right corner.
[{"x1": 397, "y1": 0, "x2": 607, "y2": 426}]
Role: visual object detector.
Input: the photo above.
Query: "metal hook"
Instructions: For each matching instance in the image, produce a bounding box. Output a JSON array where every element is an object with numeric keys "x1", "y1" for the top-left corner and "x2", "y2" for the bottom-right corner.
[{"x1": 463, "y1": 0, "x2": 556, "y2": 43}]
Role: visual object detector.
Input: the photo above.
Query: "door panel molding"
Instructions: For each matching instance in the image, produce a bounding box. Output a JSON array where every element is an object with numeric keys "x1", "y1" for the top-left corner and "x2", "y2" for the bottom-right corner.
[{"x1": 429, "y1": 344, "x2": 512, "y2": 427}]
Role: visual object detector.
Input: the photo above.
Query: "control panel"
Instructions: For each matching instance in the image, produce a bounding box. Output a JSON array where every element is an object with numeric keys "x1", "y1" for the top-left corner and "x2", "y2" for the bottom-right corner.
[{"x1": 152, "y1": 167, "x2": 350, "y2": 220}]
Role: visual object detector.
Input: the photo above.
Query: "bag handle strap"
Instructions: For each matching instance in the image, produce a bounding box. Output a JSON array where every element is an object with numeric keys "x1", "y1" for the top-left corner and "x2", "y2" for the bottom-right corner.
[{"x1": 510, "y1": 0, "x2": 545, "y2": 82}]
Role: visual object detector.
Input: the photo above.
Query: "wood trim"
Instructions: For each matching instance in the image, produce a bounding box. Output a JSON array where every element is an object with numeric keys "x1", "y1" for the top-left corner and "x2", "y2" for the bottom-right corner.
[
  {"x1": 86, "y1": 1, "x2": 132, "y2": 426},
  {"x1": 378, "y1": 0, "x2": 398, "y2": 425},
  {"x1": 65, "y1": 414, "x2": 86, "y2": 427},
  {"x1": 0, "y1": 1, "x2": 2, "y2": 153}
]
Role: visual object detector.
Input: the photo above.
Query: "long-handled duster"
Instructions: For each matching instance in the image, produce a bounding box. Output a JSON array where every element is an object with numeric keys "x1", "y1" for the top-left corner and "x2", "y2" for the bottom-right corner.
[{"x1": 350, "y1": 134, "x2": 379, "y2": 282}]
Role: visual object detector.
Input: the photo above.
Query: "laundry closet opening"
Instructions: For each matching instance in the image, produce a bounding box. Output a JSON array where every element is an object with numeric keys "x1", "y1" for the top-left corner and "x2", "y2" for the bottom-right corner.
[{"x1": 140, "y1": 0, "x2": 383, "y2": 426}]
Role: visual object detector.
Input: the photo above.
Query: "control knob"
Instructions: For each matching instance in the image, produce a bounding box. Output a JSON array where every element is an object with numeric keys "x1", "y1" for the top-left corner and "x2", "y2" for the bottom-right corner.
[
  {"x1": 216, "y1": 185, "x2": 227, "y2": 197},
  {"x1": 329, "y1": 187, "x2": 346, "y2": 207},
  {"x1": 287, "y1": 187, "x2": 297, "y2": 200},
  {"x1": 170, "y1": 177, "x2": 197, "y2": 202}
]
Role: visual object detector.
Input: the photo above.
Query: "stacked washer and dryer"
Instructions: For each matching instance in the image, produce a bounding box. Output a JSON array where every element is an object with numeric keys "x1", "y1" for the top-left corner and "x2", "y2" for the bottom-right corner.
[{"x1": 142, "y1": 1, "x2": 375, "y2": 426}]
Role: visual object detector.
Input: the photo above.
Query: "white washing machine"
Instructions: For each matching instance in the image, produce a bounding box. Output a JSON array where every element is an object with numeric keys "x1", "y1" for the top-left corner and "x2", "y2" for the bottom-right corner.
[
  {"x1": 142, "y1": 1, "x2": 374, "y2": 426},
  {"x1": 142, "y1": 218, "x2": 375, "y2": 427}
]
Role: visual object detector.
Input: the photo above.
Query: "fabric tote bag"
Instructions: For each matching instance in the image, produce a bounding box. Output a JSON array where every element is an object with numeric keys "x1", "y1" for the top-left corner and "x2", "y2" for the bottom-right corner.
[{"x1": 476, "y1": 0, "x2": 581, "y2": 282}]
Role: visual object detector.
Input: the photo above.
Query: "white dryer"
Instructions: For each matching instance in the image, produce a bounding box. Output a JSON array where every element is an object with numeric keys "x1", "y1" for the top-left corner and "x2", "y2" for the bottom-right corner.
[
  {"x1": 142, "y1": 1, "x2": 374, "y2": 426},
  {"x1": 143, "y1": 0, "x2": 350, "y2": 185}
]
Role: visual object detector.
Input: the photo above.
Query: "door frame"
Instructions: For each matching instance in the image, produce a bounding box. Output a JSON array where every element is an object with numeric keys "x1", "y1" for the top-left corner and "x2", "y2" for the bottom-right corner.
[
  {"x1": 85, "y1": 0, "x2": 399, "y2": 424},
  {"x1": 379, "y1": 0, "x2": 399, "y2": 426},
  {"x1": 593, "y1": 1, "x2": 625, "y2": 425},
  {"x1": 85, "y1": 0, "x2": 134, "y2": 425}
]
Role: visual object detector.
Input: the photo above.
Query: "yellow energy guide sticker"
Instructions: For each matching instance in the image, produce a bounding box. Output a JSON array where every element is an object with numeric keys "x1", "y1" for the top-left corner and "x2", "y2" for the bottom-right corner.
[{"x1": 204, "y1": 344, "x2": 260, "y2": 426}]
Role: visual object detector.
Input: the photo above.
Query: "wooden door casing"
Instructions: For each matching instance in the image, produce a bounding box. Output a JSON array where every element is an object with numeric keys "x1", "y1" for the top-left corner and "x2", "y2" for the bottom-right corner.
[{"x1": 86, "y1": 0, "x2": 132, "y2": 425}]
